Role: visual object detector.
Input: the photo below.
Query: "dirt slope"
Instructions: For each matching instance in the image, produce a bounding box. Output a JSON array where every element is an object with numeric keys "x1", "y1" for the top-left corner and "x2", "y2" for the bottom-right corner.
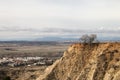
[{"x1": 37, "y1": 42, "x2": 120, "y2": 80}]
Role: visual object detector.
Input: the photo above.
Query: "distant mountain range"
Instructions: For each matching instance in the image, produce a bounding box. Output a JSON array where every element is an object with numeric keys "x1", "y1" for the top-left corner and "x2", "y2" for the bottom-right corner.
[
  {"x1": 35, "y1": 37, "x2": 78, "y2": 41},
  {"x1": 98, "y1": 37, "x2": 120, "y2": 41},
  {"x1": 0, "y1": 36, "x2": 119, "y2": 42},
  {"x1": 35, "y1": 36, "x2": 120, "y2": 42}
]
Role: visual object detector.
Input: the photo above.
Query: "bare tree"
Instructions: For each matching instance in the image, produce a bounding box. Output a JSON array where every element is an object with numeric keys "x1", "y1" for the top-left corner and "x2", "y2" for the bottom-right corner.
[
  {"x1": 80, "y1": 34, "x2": 89, "y2": 43},
  {"x1": 89, "y1": 34, "x2": 97, "y2": 43},
  {"x1": 80, "y1": 34, "x2": 97, "y2": 44}
]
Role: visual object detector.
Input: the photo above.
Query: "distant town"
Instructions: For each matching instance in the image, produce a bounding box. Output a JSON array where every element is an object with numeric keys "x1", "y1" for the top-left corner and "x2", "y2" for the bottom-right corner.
[{"x1": 0, "y1": 56, "x2": 54, "y2": 67}]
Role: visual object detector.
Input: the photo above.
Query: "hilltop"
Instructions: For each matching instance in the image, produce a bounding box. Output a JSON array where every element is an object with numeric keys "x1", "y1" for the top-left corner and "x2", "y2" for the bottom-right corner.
[{"x1": 37, "y1": 42, "x2": 120, "y2": 80}]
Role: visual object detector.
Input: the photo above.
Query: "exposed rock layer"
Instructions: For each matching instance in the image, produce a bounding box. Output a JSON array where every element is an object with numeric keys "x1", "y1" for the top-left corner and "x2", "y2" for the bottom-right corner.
[{"x1": 37, "y1": 43, "x2": 120, "y2": 80}]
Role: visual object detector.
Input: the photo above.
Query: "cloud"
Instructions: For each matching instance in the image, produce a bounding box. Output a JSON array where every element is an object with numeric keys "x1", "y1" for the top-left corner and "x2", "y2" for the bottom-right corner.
[
  {"x1": 0, "y1": 0, "x2": 120, "y2": 40},
  {"x1": 0, "y1": 26, "x2": 119, "y2": 34},
  {"x1": 0, "y1": 26, "x2": 32, "y2": 32},
  {"x1": 0, "y1": 26, "x2": 119, "y2": 40},
  {"x1": 118, "y1": 27, "x2": 120, "y2": 30}
]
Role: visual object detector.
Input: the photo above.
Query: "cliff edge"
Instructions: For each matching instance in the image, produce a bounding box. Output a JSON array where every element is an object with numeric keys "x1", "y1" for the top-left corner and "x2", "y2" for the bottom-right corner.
[{"x1": 37, "y1": 42, "x2": 120, "y2": 80}]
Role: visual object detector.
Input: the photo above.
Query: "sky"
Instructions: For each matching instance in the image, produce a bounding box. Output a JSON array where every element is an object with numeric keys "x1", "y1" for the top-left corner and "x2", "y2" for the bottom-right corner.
[{"x1": 0, "y1": 0, "x2": 120, "y2": 40}]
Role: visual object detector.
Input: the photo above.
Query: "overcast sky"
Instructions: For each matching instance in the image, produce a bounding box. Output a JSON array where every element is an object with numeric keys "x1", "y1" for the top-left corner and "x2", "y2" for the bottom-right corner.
[{"x1": 0, "y1": 0, "x2": 120, "y2": 40}]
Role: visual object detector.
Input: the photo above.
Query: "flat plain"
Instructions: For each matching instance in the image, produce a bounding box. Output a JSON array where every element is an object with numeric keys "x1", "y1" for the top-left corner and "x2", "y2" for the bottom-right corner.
[
  {"x1": 0, "y1": 41, "x2": 71, "y2": 80},
  {"x1": 0, "y1": 41, "x2": 70, "y2": 57}
]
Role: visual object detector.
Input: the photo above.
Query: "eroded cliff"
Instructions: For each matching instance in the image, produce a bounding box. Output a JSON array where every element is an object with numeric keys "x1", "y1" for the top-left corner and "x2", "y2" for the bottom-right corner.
[{"x1": 37, "y1": 42, "x2": 120, "y2": 80}]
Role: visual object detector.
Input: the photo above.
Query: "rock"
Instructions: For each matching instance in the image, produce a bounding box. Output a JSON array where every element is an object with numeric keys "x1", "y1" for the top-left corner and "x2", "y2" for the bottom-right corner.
[{"x1": 37, "y1": 42, "x2": 120, "y2": 80}]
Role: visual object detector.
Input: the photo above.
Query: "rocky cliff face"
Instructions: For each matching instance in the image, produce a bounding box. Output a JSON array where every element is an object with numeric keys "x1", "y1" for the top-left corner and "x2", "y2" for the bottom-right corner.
[{"x1": 37, "y1": 42, "x2": 120, "y2": 80}]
